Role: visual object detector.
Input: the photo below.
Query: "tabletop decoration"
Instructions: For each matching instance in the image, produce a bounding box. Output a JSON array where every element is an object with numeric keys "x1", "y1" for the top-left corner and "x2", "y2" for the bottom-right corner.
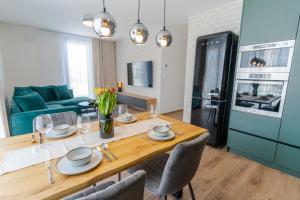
[{"x1": 95, "y1": 87, "x2": 117, "y2": 139}]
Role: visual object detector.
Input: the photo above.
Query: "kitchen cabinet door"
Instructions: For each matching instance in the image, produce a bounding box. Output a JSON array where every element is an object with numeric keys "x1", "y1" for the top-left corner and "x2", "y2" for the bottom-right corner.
[{"x1": 240, "y1": 0, "x2": 300, "y2": 45}]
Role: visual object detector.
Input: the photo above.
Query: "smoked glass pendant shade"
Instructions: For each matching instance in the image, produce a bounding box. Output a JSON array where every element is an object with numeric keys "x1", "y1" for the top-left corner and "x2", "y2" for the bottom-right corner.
[{"x1": 93, "y1": 11, "x2": 116, "y2": 37}]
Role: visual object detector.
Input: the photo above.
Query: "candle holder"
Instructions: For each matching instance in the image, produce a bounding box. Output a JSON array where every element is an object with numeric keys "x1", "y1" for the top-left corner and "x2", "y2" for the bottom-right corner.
[{"x1": 117, "y1": 82, "x2": 123, "y2": 92}]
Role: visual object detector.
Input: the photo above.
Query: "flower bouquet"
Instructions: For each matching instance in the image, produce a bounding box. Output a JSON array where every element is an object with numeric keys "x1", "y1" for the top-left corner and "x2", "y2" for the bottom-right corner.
[{"x1": 95, "y1": 87, "x2": 117, "y2": 138}]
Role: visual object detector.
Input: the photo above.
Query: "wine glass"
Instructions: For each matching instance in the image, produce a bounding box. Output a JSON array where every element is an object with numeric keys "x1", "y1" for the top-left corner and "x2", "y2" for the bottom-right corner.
[
  {"x1": 77, "y1": 114, "x2": 91, "y2": 134},
  {"x1": 36, "y1": 114, "x2": 53, "y2": 150},
  {"x1": 118, "y1": 104, "x2": 128, "y2": 116},
  {"x1": 149, "y1": 104, "x2": 159, "y2": 118},
  {"x1": 77, "y1": 114, "x2": 92, "y2": 147}
]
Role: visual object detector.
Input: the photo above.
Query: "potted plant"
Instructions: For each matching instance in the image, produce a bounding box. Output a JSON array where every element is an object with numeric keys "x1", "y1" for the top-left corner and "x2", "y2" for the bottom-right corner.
[{"x1": 95, "y1": 87, "x2": 117, "y2": 139}]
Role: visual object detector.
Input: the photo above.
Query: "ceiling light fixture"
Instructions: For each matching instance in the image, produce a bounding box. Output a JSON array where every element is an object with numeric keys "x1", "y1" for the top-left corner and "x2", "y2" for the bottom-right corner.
[
  {"x1": 82, "y1": 16, "x2": 94, "y2": 27},
  {"x1": 129, "y1": 0, "x2": 149, "y2": 45},
  {"x1": 93, "y1": 0, "x2": 116, "y2": 38},
  {"x1": 156, "y1": 0, "x2": 172, "y2": 48}
]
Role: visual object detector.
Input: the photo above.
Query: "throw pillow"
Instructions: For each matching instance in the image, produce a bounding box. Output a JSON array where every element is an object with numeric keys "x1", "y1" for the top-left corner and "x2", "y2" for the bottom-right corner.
[
  {"x1": 13, "y1": 92, "x2": 48, "y2": 111},
  {"x1": 53, "y1": 85, "x2": 73, "y2": 100},
  {"x1": 32, "y1": 86, "x2": 57, "y2": 101},
  {"x1": 13, "y1": 86, "x2": 33, "y2": 96}
]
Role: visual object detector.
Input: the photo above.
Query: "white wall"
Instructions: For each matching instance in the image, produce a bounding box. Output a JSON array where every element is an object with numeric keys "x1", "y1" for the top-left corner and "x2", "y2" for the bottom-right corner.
[
  {"x1": 160, "y1": 24, "x2": 188, "y2": 113},
  {"x1": 116, "y1": 26, "x2": 163, "y2": 111},
  {"x1": 116, "y1": 24, "x2": 188, "y2": 113},
  {"x1": 183, "y1": 0, "x2": 243, "y2": 122},
  {"x1": 0, "y1": 22, "x2": 67, "y2": 99}
]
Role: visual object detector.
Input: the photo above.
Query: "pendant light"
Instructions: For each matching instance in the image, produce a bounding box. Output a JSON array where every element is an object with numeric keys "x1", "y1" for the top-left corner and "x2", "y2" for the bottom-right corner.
[
  {"x1": 156, "y1": 0, "x2": 172, "y2": 48},
  {"x1": 129, "y1": 0, "x2": 149, "y2": 45},
  {"x1": 93, "y1": 0, "x2": 116, "y2": 38}
]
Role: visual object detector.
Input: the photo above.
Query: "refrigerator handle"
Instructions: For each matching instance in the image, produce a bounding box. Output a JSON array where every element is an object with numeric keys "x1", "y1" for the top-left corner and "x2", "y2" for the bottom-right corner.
[{"x1": 193, "y1": 97, "x2": 227, "y2": 103}]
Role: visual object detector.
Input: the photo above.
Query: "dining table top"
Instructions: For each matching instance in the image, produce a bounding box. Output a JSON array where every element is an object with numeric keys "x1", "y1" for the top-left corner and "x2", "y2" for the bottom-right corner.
[{"x1": 0, "y1": 112, "x2": 207, "y2": 200}]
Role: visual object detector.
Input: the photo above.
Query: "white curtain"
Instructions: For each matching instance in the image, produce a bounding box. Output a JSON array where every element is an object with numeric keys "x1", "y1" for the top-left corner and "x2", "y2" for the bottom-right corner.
[
  {"x1": 0, "y1": 46, "x2": 9, "y2": 138},
  {"x1": 92, "y1": 39, "x2": 116, "y2": 88},
  {"x1": 62, "y1": 35, "x2": 94, "y2": 97}
]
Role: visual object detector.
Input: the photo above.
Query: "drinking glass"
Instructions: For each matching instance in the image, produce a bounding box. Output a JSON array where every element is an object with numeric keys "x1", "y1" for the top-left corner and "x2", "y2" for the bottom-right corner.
[
  {"x1": 149, "y1": 104, "x2": 159, "y2": 118},
  {"x1": 77, "y1": 114, "x2": 91, "y2": 134},
  {"x1": 118, "y1": 104, "x2": 128, "y2": 116},
  {"x1": 36, "y1": 114, "x2": 53, "y2": 150}
]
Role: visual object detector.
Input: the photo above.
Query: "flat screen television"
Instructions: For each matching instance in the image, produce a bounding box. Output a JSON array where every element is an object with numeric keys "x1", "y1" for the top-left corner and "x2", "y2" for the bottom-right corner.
[{"x1": 127, "y1": 61, "x2": 153, "y2": 87}]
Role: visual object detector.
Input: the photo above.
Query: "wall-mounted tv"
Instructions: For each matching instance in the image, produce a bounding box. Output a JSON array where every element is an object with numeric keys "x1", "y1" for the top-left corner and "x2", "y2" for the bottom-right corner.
[{"x1": 127, "y1": 61, "x2": 153, "y2": 87}]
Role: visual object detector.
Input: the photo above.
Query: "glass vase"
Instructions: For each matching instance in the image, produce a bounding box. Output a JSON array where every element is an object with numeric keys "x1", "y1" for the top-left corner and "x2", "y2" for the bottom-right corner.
[{"x1": 99, "y1": 114, "x2": 114, "y2": 139}]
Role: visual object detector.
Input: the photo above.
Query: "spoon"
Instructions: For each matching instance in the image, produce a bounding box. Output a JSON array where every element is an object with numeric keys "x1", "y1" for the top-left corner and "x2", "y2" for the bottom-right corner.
[{"x1": 101, "y1": 143, "x2": 118, "y2": 160}]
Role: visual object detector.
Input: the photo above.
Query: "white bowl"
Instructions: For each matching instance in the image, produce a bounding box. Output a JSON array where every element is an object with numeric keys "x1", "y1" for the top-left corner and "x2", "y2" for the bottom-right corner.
[
  {"x1": 66, "y1": 147, "x2": 93, "y2": 166},
  {"x1": 119, "y1": 113, "x2": 133, "y2": 121},
  {"x1": 153, "y1": 126, "x2": 170, "y2": 137},
  {"x1": 52, "y1": 124, "x2": 70, "y2": 135}
]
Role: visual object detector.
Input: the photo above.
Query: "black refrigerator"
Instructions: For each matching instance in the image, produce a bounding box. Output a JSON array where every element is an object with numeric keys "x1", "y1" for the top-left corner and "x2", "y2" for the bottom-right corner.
[{"x1": 191, "y1": 31, "x2": 238, "y2": 147}]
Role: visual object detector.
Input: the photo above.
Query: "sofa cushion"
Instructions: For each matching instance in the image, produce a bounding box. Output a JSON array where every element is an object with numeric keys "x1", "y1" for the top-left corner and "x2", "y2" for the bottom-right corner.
[
  {"x1": 32, "y1": 86, "x2": 57, "y2": 101},
  {"x1": 46, "y1": 97, "x2": 90, "y2": 107},
  {"x1": 47, "y1": 104, "x2": 64, "y2": 109},
  {"x1": 14, "y1": 92, "x2": 48, "y2": 111},
  {"x1": 53, "y1": 85, "x2": 73, "y2": 100},
  {"x1": 13, "y1": 87, "x2": 34, "y2": 96}
]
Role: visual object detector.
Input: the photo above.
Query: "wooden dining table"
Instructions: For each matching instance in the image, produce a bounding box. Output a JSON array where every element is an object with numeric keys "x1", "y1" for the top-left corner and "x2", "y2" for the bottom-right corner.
[{"x1": 0, "y1": 112, "x2": 207, "y2": 200}]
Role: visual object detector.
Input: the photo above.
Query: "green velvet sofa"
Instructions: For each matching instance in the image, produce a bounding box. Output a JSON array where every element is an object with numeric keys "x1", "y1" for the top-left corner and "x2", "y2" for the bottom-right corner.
[{"x1": 10, "y1": 85, "x2": 90, "y2": 136}]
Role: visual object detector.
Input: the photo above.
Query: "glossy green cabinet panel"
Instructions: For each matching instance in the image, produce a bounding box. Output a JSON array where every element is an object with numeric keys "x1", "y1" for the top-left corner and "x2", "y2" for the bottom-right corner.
[
  {"x1": 279, "y1": 19, "x2": 300, "y2": 147},
  {"x1": 228, "y1": 130, "x2": 277, "y2": 162},
  {"x1": 275, "y1": 144, "x2": 300, "y2": 174},
  {"x1": 229, "y1": 111, "x2": 281, "y2": 140},
  {"x1": 240, "y1": 0, "x2": 300, "y2": 45}
]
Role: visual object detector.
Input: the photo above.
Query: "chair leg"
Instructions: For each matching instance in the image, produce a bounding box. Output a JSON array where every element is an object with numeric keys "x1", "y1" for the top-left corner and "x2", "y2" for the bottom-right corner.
[
  {"x1": 118, "y1": 172, "x2": 121, "y2": 181},
  {"x1": 172, "y1": 189, "x2": 183, "y2": 199},
  {"x1": 164, "y1": 195, "x2": 167, "y2": 200},
  {"x1": 188, "y1": 182, "x2": 196, "y2": 200}
]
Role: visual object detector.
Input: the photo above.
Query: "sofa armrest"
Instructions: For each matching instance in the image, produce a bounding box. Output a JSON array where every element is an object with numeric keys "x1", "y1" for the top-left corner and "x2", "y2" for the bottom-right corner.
[{"x1": 10, "y1": 106, "x2": 81, "y2": 136}]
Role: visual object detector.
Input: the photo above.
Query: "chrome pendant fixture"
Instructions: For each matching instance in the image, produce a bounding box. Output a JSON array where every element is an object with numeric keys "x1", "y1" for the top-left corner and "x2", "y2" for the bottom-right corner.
[
  {"x1": 129, "y1": 0, "x2": 149, "y2": 45},
  {"x1": 156, "y1": 0, "x2": 172, "y2": 48},
  {"x1": 93, "y1": 0, "x2": 116, "y2": 38}
]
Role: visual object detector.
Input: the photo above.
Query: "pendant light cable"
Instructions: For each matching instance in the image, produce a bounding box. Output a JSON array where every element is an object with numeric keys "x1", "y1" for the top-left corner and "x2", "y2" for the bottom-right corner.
[
  {"x1": 163, "y1": 0, "x2": 166, "y2": 29},
  {"x1": 137, "y1": 0, "x2": 141, "y2": 23},
  {"x1": 102, "y1": 0, "x2": 106, "y2": 12}
]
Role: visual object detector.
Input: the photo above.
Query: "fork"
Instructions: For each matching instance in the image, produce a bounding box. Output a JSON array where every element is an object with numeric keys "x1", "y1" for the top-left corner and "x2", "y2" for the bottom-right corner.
[{"x1": 45, "y1": 160, "x2": 54, "y2": 184}]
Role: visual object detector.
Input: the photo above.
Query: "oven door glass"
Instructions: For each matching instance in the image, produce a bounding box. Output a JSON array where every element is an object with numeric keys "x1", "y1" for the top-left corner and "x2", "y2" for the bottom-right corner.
[
  {"x1": 239, "y1": 47, "x2": 293, "y2": 73},
  {"x1": 233, "y1": 80, "x2": 287, "y2": 118}
]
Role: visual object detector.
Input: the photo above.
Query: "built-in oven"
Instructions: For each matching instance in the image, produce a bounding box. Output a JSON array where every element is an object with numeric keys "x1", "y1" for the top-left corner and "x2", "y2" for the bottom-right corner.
[
  {"x1": 237, "y1": 40, "x2": 295, "y2": 73},
  {"x1": 232, "y1": 73, "x2": 289, "y2": 118}
]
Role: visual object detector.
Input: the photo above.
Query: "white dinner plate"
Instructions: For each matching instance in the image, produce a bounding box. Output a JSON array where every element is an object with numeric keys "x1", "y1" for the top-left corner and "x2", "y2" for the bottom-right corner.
[
  {"x1": 55, "y1": 150, "x2": 102, "y2": 176},
  {"x1": 46, "y1": 126, "x2": 77, "y2": 139},
  {"x1": 147, "y1": 130, "x2": 175, "y2": 141},
  {"x1": 115, "y1": 116, "x2": 138, "y2": 124}
]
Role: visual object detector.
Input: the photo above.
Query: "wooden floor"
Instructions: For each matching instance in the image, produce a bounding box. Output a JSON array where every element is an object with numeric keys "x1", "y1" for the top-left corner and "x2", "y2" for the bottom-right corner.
[{"x1": 107, "y1": 110, "x2": 300, "y2": 200}]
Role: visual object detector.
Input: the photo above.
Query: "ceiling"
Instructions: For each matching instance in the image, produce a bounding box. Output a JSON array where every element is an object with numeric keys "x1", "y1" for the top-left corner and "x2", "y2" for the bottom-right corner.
[{"x1": 0, "y1": 0, "x2": 236, "y2": 40}]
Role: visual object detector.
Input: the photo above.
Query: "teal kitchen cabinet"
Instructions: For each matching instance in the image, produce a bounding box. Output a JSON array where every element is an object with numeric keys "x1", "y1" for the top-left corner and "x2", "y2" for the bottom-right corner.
[
  {"x1": 228, "y1": 130, "x2": 277, "y2": 162},
  {"x1": 229, "y1": 111, "x2": 281, "y2": 140},
  {"x1": 275, "y1": 144, "x2": 300, "y2": 176},
  {"x1": 279, "y1": 15, "x2": 300, "y2": 148},
  {"x1": 240, "y1": 0, "x2": 300, "y2": 45}
]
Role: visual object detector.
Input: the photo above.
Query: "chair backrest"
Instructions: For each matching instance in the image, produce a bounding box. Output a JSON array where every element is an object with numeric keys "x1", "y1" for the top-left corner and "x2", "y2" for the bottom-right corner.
[
  {"x1": 78, "y1": 170, "x2": 146, "y2": 200},
  {"x1": 157, "y1": 132, "x2": 210, "y2": 195},
  {"x1": 32, "y1": 111, "x2": 78, "y2": 132}
]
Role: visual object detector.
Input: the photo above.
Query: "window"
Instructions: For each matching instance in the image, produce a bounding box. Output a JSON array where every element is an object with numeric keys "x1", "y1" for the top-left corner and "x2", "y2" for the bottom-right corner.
[{"x1": 63, "y1": 37, "x2": 94, "y2": 97}]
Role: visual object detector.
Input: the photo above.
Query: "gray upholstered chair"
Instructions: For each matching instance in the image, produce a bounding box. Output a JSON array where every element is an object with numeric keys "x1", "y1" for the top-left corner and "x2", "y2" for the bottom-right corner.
[
  {"x1": 128, "y1": 132, "x2": 210, "y2": 200},
  {"x1": 64, "y1": 170, "x2": 146, "y2": 200}
]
